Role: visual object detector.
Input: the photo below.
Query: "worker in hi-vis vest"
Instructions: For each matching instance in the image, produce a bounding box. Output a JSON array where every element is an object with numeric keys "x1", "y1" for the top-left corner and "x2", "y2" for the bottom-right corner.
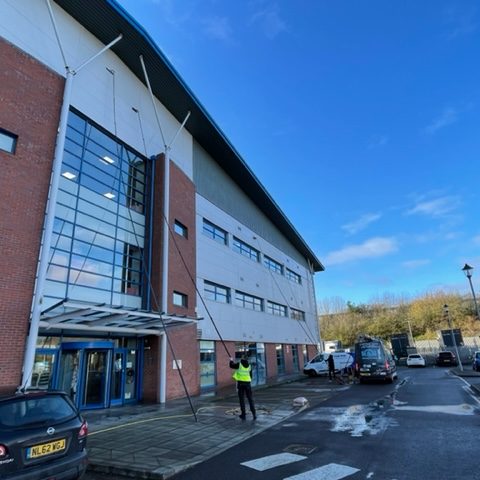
[{"x1": 229, "y1": 355, "x2": 257, "y2": 420}]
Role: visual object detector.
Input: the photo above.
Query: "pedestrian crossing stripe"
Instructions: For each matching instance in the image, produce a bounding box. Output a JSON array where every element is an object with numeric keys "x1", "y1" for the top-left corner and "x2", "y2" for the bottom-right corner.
[
  {"x1": 283, "y1": 463, "x2": 360, "y2": 480},
  {"x1": 241, "y1": 453, "x2": 307, "y2": 471}
]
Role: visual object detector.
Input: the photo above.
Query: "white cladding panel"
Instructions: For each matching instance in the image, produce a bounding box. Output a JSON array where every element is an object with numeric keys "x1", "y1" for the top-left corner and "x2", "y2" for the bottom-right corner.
[
  {"x1": 196, "y1": 195, "x2": 319, "y2": 345},
  {"x1": 0, "y1": 0, "x2": 193, "y2": 177}
]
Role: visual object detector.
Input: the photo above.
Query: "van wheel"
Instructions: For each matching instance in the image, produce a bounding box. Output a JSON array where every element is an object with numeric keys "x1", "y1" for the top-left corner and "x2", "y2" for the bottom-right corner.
[{"x1": 307, "y1": 369, "x2": 317, "y2": 377}]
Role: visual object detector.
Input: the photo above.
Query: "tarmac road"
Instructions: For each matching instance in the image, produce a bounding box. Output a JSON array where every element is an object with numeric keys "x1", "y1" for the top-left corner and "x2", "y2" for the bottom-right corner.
[{"x1": 171, "y1": 367, "x2": 480, "y2": 480}]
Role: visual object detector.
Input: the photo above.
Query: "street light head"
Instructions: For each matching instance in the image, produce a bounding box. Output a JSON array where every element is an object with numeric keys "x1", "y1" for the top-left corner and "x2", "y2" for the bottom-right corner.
[{"x1": 462, "y1": 263, "x2": 473, "y2": 278}]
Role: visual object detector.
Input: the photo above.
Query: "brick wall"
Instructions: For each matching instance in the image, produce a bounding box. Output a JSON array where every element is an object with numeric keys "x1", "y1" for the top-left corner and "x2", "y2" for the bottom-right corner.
[
  {"x1": 284, "y1": 344, "x2": 294, "y2": 374},
  {"x1": 166, "y1": 323, "x2": 199, "y2": 399},
  {"x1": 142, "y1": 335, "x2": 160, "y2": 403},
  {"x1": 0, "y1": 38, "x2": 63, "y2": 387},
  {"x1": 168, "y1": 161, "x2": 196, "y2": 317},
  {"x1": 215, "y1": 340, "x2": 236, "y2": 389},
  {"x1": 265, "y1": 343, "x2": 278, "y2": 381},
  {"x1": 150, "y1": 154, "x2": 196, "y2": 317}
]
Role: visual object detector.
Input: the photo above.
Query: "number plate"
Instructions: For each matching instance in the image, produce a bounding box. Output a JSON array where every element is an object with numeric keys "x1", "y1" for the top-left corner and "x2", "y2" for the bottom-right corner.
[
  {"x1": 27, "y1": 439, "x2": 66, "y2": 459},
  {"x1": 360, "y1": 372, "x2": 371, "y2": 376}
]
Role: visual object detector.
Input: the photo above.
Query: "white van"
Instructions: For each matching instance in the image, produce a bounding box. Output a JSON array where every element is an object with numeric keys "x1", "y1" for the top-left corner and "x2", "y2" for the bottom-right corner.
[{"x1": 303, "y1": 351, "x2": 354, "y2": 377}]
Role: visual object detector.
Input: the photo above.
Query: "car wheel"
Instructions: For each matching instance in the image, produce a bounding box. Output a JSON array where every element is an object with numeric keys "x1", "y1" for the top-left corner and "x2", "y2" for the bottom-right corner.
[{"x1": 307, "y1": 369, "x2": 317, "y2": 377}]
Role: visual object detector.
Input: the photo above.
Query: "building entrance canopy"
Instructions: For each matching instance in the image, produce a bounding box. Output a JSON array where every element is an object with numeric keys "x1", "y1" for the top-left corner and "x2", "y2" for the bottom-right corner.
[{"x1": 39, "y1": 299, "x2": 198, "y2": 336}]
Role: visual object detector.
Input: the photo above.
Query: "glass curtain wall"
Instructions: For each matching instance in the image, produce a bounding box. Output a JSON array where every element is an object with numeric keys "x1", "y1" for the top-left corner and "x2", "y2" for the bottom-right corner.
[{"x1": 44, "y1": 109, "x2": 149, "y2": 309}]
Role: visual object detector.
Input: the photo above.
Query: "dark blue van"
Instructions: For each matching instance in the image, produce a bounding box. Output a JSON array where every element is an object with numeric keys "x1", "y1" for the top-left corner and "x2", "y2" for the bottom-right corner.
[{"x1": 355, "y1": 334, "x2": 397, "y2": 383}]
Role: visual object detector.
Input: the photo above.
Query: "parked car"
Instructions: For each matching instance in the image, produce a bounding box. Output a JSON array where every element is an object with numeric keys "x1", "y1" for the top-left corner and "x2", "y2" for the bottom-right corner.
[
  {"x1": 435, "y1": 351, "x2": 458, "y2": 367},
  {"x1": 472, "y1": 351, "x2": 480, "y2": 371},
  {"x1": 0, "y1": 389, "x2": 88, "y2": 479},
  {"x1": 406, "y1": 353, "x2": 426, "y2": 368}
]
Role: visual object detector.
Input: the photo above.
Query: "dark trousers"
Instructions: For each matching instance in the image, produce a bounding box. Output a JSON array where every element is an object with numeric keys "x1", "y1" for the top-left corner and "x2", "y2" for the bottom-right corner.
[
  {"x1": 237, "y1": 381, "x2": 256, "y2": 417},
  {"x1": 328, "y1": 367, "x2": 336, "y2": 380}
]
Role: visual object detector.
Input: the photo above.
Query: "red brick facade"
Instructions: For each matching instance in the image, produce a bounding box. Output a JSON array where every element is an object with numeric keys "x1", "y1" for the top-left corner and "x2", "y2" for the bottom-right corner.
[
  {"x1": 0, "y1": 38, "x2": 63, "y2": 388},
  {"x1": 145, "y1": 152, "x2": 198, "y2": 401},
  {"x1": 150, "y1": 154, "x2": 196, "y2": 317}
]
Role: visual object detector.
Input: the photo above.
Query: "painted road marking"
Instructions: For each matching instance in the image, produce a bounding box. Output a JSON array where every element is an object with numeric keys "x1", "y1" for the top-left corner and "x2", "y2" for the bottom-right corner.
[
  {"x1": 283, "y1": 463, "x2": 360, "y2": 480},
  {"x1": 241, "y1": 452, "x2": 306, "y2": 471}
]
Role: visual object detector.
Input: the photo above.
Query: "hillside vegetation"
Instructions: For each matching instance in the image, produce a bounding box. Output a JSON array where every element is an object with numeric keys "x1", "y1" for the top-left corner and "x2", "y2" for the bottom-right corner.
[{"x1": 319, "y1": 291, "x2": 479, "y2": 347}]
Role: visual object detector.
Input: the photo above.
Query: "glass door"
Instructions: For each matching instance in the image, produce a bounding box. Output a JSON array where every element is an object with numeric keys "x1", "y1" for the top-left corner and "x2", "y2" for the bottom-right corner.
[
  {"x1": 58, "y1": 350, "x2": 81, "y2": 404},
  {"x1": 110, "y1": 349, "x2": 126, "y2": 406},
  {"x1": 82, "y1": 350, "x2": 109, "y2": 409},
  {"x1": 124, "y1": 349, "x2": 137, "y2": 401}
]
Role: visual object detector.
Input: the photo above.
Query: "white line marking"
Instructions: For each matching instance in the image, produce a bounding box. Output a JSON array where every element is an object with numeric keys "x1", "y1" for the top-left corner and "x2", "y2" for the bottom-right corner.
[
  {"x1": 241, "y1": 453, "x2": 306, "y2": 471},
  {"x1": 283, "y1": 463, "x2": 360, "y2": 480}
]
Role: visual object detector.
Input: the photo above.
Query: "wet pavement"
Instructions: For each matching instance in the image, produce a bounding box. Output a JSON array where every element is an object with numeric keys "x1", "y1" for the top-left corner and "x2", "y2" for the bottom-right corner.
[
  {"x1": 83, "y1": 369, "x2": 480, "y2": 479},
  {"x1": 83, "y1": 374, "x2": 351, "y2": 479}
]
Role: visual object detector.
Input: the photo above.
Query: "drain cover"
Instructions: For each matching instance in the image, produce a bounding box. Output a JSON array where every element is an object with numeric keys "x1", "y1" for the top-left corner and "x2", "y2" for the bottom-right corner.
[{"x1": 284, "y1": 444, "x2": 317, "y2": 455}]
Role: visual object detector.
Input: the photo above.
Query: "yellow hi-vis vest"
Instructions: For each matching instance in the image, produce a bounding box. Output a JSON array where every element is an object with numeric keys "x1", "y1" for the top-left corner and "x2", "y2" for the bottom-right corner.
[{"x1": 232, "y1": 363, "x2": 251, "y2": 382}]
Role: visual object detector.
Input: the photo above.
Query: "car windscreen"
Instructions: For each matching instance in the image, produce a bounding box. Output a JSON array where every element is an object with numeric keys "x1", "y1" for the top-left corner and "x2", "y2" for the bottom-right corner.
[
  {"x1": 358, "y1": 343, "x2": 384, "y2": 361},
  {"x1": 0, "y1": 394, "x2": 77, "y2": 428},
  {"x1": 409, "y1": 355, "x2": 421, "y2": 359}
]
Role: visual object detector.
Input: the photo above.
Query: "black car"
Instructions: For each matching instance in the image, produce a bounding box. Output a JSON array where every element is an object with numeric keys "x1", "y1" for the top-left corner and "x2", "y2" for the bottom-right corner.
[
  {"x1": 435, "y1": 351, "x2": 458, "y2": 366},
  {"x1": 0, "y1": 389, "x2": 88, "y2": 479}
]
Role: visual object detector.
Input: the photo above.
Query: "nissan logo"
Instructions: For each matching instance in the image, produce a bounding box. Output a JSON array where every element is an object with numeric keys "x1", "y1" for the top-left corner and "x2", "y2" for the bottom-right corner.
[{"x1": 47, "y1": 427, "x2": 55, "y2": 435}]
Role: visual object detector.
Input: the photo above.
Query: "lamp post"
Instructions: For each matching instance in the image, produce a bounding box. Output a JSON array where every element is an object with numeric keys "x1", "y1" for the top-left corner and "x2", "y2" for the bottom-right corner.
[
  {"x1": 443, "y1": 304, "x2": 463, "y2": 372},
  {"x1": 462, "y1": 263, "x2": 480, "y2": 320}
]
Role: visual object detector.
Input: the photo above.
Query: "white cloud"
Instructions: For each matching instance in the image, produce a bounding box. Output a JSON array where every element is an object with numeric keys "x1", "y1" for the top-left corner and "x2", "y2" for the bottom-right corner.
[
  {"x1": 406, "y1": 195, "x2": 460, "y2": 217},
  {"x1": 342, "y1": 213, "x2": 382, "y2": 235},
  {"x1": 473, "y1": 235, "x2": 480, "y2": 245},
  {"x1": 324, "y1": 237, "x2": 398, "y2": 266},
  {"x1": 424, "y1": 107, "x2": 458, "y2": 134},
  {"x1": 249, "y1": 5, "x2": 288, "y2": 39},
  {"x1": 201, "y1": 16, "x2": 234, "y2": 41},
  {"x1": 402, "y1": 259, "x2": 431, "y2": 269}
]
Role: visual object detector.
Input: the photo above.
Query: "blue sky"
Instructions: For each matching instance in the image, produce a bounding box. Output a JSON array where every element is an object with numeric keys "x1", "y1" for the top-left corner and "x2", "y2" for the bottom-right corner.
[{"x1": 116, "y1": 0, "x2": 480, "y2": 307}]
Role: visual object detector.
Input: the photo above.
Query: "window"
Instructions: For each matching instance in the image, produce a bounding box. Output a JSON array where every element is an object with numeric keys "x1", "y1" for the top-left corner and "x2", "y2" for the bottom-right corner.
[
  {"x1": 267, "y1": 301, "x2": 287, "y2": 317},
  {"x1": 203, "y1": 219, "x2": 227, "y2": 245},
  {"x1": 290, "y1": 308, "x2": 305, "y2": 321},
  {"x1": 173, "y1": 291, "x2": 188, "y2": 308},
  {"x1": 292, "y1": 345, "x2": 300, "y2": 371},
  {"x1": 233, "y1": 237, "x2": 259, "y2": 262},
  {"x1": 276, "y1": 344, "x2": 285, "y2": 375},
  {"x1": 235, "y1": 291, "x2": 263, "y2": 311},
  {"x1": 63, "y1": 111, "x2": 147, "y2": 213},
  {"x1": 174, "y1": 220, "x2": 188, "y2": 238},
  {"x1": 234, "y1": 342, "x2": 266, "y2": 386},
  {"x1": 0, "y1": 128, "x2": 17, "y2": 154},
  {"x1": 264, "y1": 255, "x2": 283, "y2": 274},
  {"x1": 200, "y1": 341, "x2": 216, "y2": 389},
  {"x1": 204, "y1": 281, "x2": 230, "y2": 303},
  {"x1": 121, "y1": 243, "x2": 143, "y2": 296},
  {"x1": 286, "y1": 268, "x2": 301, "y2": 284},
  {"x1": 302, "y1": 344, "x2": 309, "y2": 363}
]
